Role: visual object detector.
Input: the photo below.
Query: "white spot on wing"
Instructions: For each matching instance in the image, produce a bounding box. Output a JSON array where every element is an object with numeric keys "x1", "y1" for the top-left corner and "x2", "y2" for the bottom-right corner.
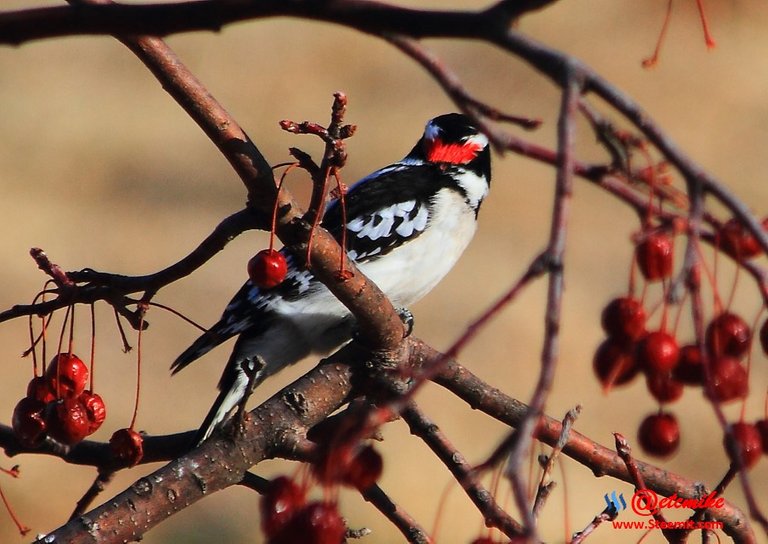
[{"x1": 395, "y1": 204, "x2": 428, "y2": 237}]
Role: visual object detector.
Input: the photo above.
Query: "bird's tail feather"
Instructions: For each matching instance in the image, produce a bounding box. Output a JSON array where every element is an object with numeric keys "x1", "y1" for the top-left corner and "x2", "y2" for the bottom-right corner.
[
  {"x1": 191, "y1": 357, "x2": 264, "y2": 447},
  {"x1": 170, "y1": 329, "x2": 229, "y2": 375}
]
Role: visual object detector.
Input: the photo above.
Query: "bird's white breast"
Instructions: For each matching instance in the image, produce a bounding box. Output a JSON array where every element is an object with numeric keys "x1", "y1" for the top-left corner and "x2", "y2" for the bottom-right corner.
[{"x1": 358, "y1": 188, "x2": 477, "y2": 306}]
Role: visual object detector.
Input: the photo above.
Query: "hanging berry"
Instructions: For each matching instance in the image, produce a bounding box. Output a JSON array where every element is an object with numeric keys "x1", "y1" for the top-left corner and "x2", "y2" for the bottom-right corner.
[
  {"x1": 45, "y1": 398, "x2": 90, "y2": 445},
  {"x1": 673, "y1": 344, "x2": 704, "y2": 385},
  {"x1": 340, "y1": 445, "x2": 383, "y2": 491},
  {"x1": 759, "y1": 318, "x2": 768, "y2": 357},
  {"x1": 11, "y1": 398, "x2": 47, "y2": 448},
  {"x1": 110, "y1": 428, "x2": 144, "y2": 467},
  {"x1": 79, "y1": 390, "x2": 106, "y2": 434},
  {"x1": 638, "y1": 412, "x2": 680, "y2": 457},
  {"x1": 645, "y1": 371, "x2": 684, "y2": 404},
  {"x1": 260, "y1": 476, "x2": 307, "y2": 538},
  {"x1": 593, "y1": 339, "x2": 639, "y2": 390},
  {"x1": 635, "y1": 232, "x2": 674, "y2": 282},
  {"x1": 707, "y1": 356, "x2": 748, "y2": 403},
  {"x1": 718, "y1": 217, "x2": 768, "y2": 260},
  {"x1": 46, "y1": 353, "x2": 89, "y2": 399},
  {"x1": 271, "y1": 501, "x2": 346, "y2": 544},
  {"x1": 724, "y1": 422, "x2": 763, "y2": 469},
  {"x1": 247, "y1": 249, "x2": 288, "y2": 289},
  {"x1": 705, "y1": 312, "x2": 752, "y2": 360},
  {"x1": 756, "y1": 419, "x2": 768, "y2": 454},
  {"x1": 600, "y1": 297, "x2": 647, "y2": 343},
  {"x1": 25, "y1": 376, "x2": 55, "y2": 404},
  {"x1": 636, "y1": 331, "x2": 680, "y2": 373}
]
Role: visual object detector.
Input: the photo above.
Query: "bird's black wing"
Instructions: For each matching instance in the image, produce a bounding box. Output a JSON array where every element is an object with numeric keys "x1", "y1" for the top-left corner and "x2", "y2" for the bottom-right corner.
[{"x1": 321, "y1": 162, "x2": 447, "y2": 262}]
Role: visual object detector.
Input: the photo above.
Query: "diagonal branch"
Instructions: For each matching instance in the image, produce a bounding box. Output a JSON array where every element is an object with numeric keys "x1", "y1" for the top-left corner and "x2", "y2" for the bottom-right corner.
[{"x1": 401, "y1": 402, "x2": 524, "y2": 539}]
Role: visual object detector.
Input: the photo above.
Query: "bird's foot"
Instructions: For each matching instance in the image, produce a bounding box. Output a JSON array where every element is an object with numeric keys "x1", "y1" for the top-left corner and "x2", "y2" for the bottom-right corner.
[{"x1": 396, "y1": 307, "x2": 414, "y2": 337}]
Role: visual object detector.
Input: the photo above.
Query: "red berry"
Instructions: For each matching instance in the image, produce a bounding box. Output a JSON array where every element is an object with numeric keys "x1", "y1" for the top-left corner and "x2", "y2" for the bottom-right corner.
[
  {"x1": 638, "y1": 412, "x2": 680, "y2": 457},
  {"x1": 45, "y1": 398, "x2": 90, "y2": 445},
  {"x1": 706, "y1": 312, "x2": 752, "y2": 359},
  {"x1": 636, "y1": 331, "x2": 680, "y2": 373},
  {"x1": 708, "y1": 356, "x2": 749, "y2": 403},
  {"x1": 636, "y1": 232, "x2": 674, "y2": 281},
  {"x1": 719, "y1": 217, "x2": 768, "y2": 260},
  {"x1": 260, "y1": 476, "x2": 306, "y2": 538},
  {"x1": 645, "y1": 371, "x2": 684, "y2": 403},
  {"x1": 759, "y1": 318, "x2": 768, "y2": 357},
  {"x1": 673, "y1": 344, "x2": 704, "y2": 385},
  {"x1": 312, "y1": 441, "x2": 384, "y2": 491},
  {"x1": 12, "y1": 397, "x2": 47, "y2": 448},
  {"x1": 247, "y1": 249, "x2": 288, "y2": 289},
  {"x1": 601, "y1": 297, "x2": 647, "y2": 342},
  {"x1": 26, "y1": 375, "x2": 55, "y2": 403},
  {"x1": 46, "y1": 353, "x2": 89, "y2": 398},
  {"x1": 593, "y1": 339, "x2": 640, "y2": 390},
  {"x1": 109, "y1": 428, "x2": 144, "y2": 467},
  {"x1": 755, "y1": 419, "x2": 768, "y2": 454},
  {"x1": 341, "y1": 445, "x2": 383, "y2": 491},
  {"x1": 79, "y1": 391, "x2": 106, "y2": 434},
  {"x1": 272, "y1": 502, "x2": 345, "y2": 544},
  {"x1": 724, "y1": 422, "x2": 762, "y2": 469}
]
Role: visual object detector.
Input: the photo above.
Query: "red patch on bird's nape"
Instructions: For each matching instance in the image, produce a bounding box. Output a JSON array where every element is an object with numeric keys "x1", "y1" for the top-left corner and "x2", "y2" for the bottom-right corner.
[{"x1": 425, "y1": 138, "x2": 482, "y2": 165}]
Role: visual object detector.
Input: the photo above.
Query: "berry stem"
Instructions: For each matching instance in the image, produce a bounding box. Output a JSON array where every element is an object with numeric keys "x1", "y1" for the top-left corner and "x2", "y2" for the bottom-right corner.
[
  {"x1": 54, "y1": 305, "x2": 72, "y2": 399},
  {"x1": 764, "y1": 386, "x2": 768, "y2": 420},
  {"x1": 670, "y1": 287, "x2": 689, "y2": 335},
  {"x1": 333, "y1": 169, "x2": 350, "y2": 279},
  {"x1": 268, "y1": 163, "x2": 296, "y2": 252},
  {"x1": 89, "y1": 303, "x2": 96, "y2": 392},
  {"x1": 725, "y1": 257, "x2": 741, "y2": 313},
  {"x1": 112, "y1": 308, "x2": 132, "y2": 353},
  {"x1": 692, "y1": 238, "x2": 723, "y2": 314},
  {"x1": 146, "y1": 301, "x2": 207, "y2": 332},
  {"x1": 129, "y1": 314, "x2": 144, "y2": 431},
  {"x1": 695, "y1": 0, "x2": 716, "y2": 48},
  {"x1": 305, "y1": 168, "x2": 330, "y2": 267},
  {"x1": 430, "y1": 478, "x2": 455, "y2": 542},
  {"x1": 67, "y1": 303, "x2": 75, "y2": 355},
  {"x1": 642, "y1": 0, "x2": 674, "y2": 68},
  {"x1": 0, "y1": 484, "x2": 30, "y2": 536}
]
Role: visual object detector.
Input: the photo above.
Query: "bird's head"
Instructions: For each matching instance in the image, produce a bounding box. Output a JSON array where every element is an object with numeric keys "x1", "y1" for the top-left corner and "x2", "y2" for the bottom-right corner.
[{"x1": 413, "y1": 113, "x2": 490, "y2": 167}]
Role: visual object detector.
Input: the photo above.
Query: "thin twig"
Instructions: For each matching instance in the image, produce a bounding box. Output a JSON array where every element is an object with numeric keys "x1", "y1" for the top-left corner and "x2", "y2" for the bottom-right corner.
[
  {"x1": 361, "y1": 484, "x2": 433, "y2": 544},
  {"x1": 401, "y1": 403, "x2": 525, "y2": 539},
  {"x1": 532, "y1": 405, "x2": 580, "y2": 517},
  {"x1": 69, "y1": 470, "x2": 115, "y2": 520}
]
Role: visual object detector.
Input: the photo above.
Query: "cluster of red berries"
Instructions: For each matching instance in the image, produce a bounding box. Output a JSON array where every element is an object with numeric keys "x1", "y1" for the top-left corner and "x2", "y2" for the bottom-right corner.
[
  {"x1": 258, "y1": 427, "x2": 383, "y2": 543},
  {"x1": 596, "y1": 219, "x2": 768, "y2": 462},
  {"x1": 260, "y1": 477, "x2": 345, "y2": 544},
  {"x1": 11, "y1": 352, "x2": 144, "y2": 466},
  {"x1": 12, "y1": 353, "x2": 105, "y2": 447},
  {"x1": 311, "y1": 442, "x2": 383, "y2": 492}
]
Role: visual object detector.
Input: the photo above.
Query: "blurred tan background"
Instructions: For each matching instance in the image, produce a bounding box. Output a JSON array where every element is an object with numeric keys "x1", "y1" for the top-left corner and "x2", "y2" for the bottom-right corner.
[{"x1": 1, "y1": 1, "x2": 768, "y2": 543}]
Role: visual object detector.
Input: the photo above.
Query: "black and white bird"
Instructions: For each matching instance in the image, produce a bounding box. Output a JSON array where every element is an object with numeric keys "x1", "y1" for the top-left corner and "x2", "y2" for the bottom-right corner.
[{"x1": 171, "y1": 113, "x2": 491, "y2": 445}]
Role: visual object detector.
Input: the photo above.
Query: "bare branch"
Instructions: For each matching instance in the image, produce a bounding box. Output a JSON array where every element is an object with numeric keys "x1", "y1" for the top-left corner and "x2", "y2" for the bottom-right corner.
[{"x1": 401, "y1": 403, "x2": 525, "y2": 539}]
